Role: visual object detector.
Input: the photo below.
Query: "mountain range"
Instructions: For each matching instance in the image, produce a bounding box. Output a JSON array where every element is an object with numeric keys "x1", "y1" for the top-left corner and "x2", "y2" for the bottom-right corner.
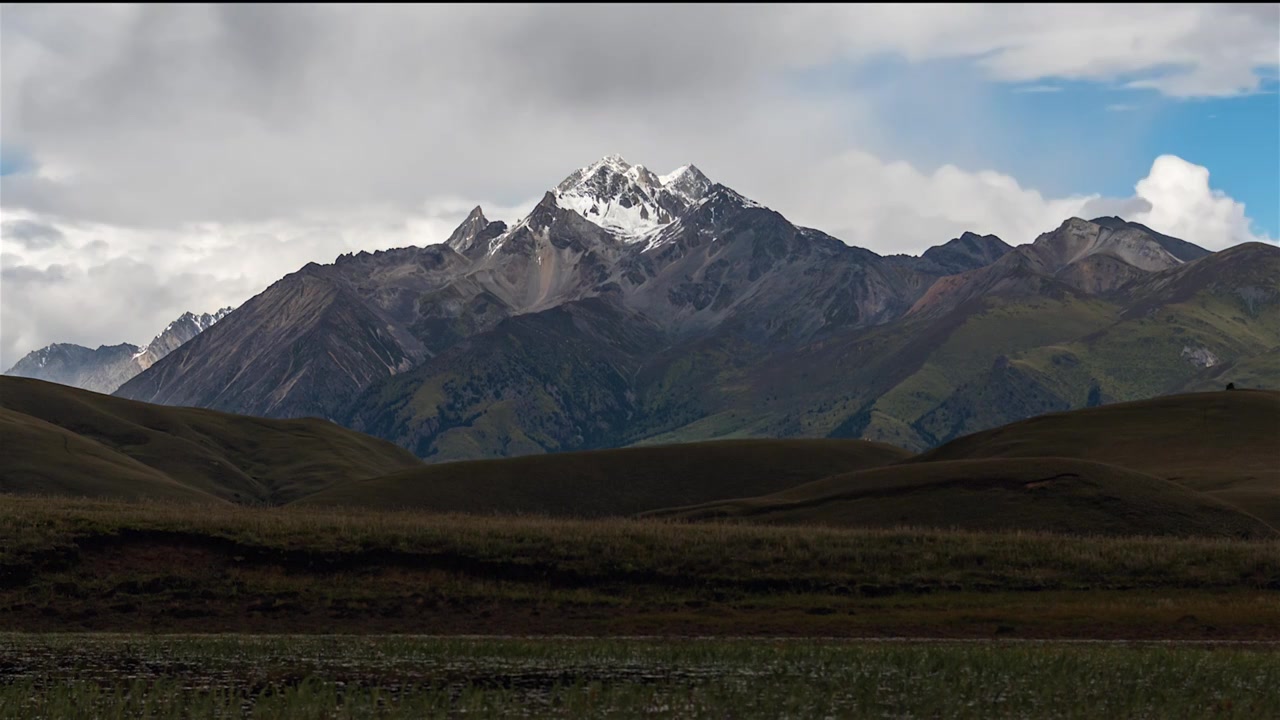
[
  {"x1": 4, "y1": 308, "x2": 234, "y2": 394},
  {"x1": 16, "y1": 154, "x2": 1275, "y2": 461}
]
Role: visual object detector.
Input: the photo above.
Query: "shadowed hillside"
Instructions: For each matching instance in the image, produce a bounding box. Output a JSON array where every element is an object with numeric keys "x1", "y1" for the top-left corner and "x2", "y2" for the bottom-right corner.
[
  {"x1": 646, "y1": 389, "x2": 1280, "y2": 536},
  {"x1": 647, "y1": 457, "x2": 1274, "y2": 538},
  {"x1": 296, "y1": 438, "x2": 912, "y2": 516},
  {"x1": 0, "y1": 377, "x2": 424, "y2": 504},
  {"x1": 916, "y1": 389, "x2": 1280, "y2": 526},
  {"x1": 6, "y1": 377, "x2": 1275, "y2": 538}
]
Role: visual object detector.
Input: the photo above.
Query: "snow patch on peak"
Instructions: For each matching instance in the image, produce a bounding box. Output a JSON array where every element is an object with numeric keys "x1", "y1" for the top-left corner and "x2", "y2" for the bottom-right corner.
[
  {"x1": 549, "y1": 157, "x2": 716, "y2": 241},
  {"x1": 658, "y1": 165, "x2": 692, "y2": 186}
]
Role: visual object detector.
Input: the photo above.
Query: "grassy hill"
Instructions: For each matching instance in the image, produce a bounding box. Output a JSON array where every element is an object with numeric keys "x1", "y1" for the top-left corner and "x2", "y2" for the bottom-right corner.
[
  {"x1": 0, "y1": 377, "x2": 424, "y2": 504},
  {"x1": 916, "y1": 389, "x2": 1280, "y2": 527},
  {"x1": 647, "y1": 457, "x2": 1274, "y2": 538},
  {"x1": 648, "y1": 389, "x2": 1279, "y2": 537},
  {"x1": 6, "y1": 377, "x2": 1274, "y2": 538},
  {"x1": 296, "y1": 438, "x2": 911, "y2": 516},
  {"x1": 0, "y1": 408, "x2": 220, "y2": 504}
]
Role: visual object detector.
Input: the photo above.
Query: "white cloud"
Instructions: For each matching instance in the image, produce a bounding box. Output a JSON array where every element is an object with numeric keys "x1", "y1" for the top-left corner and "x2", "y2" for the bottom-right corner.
[
  {"x1": 735, "y1": 152, "x2": 1272, "y2": 257},
  {"x1": 1125, "y1": 155, "x2": 1275, "y2": 250},
  {"x1": 813, "y1": 3, "x2": 1277, "y2": 98},
  {"x1": 1, "y1": 198, "x2": 536, "y2": 366},
  {"x1": 2, "y1": 5, "x2": 1273, "y2": 226}
]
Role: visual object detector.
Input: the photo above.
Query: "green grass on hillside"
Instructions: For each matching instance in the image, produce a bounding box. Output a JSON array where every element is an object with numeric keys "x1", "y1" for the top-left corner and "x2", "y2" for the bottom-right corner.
[
  {"x1": 655, "y1": 390, "x2": 1280, "y2": 534},
  {"x1": 0, "y1": 377, "x2": 424, "y2": 504},
  {"x1": 649, "y1": 457, "x2": 1275, "y2": 538},
  {"x1": 864, "y1": 297, "x2": 1118, "y2": 448},
  {"x1": 918, "y1": 389, "x2": 1280, "y2": 527}
]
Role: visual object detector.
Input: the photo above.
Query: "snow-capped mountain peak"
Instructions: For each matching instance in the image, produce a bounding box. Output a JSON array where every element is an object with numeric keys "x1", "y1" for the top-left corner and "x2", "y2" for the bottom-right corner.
[
  {"x1": 658, "y1": 164, "x2": 712, "y2": 206},
  {"x1": 550, "y1": 155, "x2": 715, "y2": 241},
  {"x1": 134, "y1": 306, "x2": 235, "y2": 367},
  {"x1": 4, "y1": 307, "x2": 234, "y2": 394}
]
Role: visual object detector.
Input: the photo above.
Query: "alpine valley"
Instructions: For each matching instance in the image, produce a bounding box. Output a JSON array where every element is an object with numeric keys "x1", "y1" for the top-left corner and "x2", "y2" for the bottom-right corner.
[{"x1": 71, "y1": 155, "x2": 1278, "y2": 462}]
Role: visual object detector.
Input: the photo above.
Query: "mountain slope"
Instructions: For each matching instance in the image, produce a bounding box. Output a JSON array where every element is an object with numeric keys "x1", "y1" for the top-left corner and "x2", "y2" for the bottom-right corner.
[
  {"x1": 346, "y1": 215, "x2": 1272, "y2": 462},
  {"x1": 0, "y1": 377, "x2": 423, "y2": 504},
  {"x1": 132, "y1": 307, "x2": 234, "y2": 369},
  {"x1": 4, "y1": 343, "x2": 143, "y2": 395},
  {"x1": 890, "y1": 231, "x2": 1013, "y2": 276},
  {"x1": 346, "y1": 298, "x2": 666, "y2": 461},
  {"x1": 115, "y1": 248, "x2": 470, "y2": 419},
  {"x1": 802, "y1": 241, "x2": 1280, "y2": 451}
]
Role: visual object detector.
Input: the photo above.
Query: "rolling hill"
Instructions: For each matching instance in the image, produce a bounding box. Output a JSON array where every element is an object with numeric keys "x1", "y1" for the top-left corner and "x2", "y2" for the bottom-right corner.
[
  {"x1": 295, "y1": 437, "x2": 912, "y2": 516},
  {"x1": 915, "y1": 389, "x2": 1280, "y2": 527},
  {"x1": 0, "y1": 377, "x2": 424, "y2": 504},
  {"x1": 3, "y1": 377, "x2": 1274, "y2": 538},
  {"x1": 646, "y1": 457, "x2": 1273, "y2": 538},
  {"x1": 646, "y1": 389, "x2": 1280, "y2": 536}
]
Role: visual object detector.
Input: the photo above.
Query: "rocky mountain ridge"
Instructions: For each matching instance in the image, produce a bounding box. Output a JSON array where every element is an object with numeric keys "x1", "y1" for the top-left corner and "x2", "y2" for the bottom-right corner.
[{"x1": 99, "y1": 155, "x2": 1275, "y2": 461}]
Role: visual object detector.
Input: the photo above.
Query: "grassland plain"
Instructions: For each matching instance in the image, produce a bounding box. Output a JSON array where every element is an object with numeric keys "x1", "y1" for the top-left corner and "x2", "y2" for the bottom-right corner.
[
  {"x1": 2, "y1": 634, "x2": 1277, "y2": 719},
  {"x1": 3, "y1": 496, "x2": 1278, "y2": 639}
]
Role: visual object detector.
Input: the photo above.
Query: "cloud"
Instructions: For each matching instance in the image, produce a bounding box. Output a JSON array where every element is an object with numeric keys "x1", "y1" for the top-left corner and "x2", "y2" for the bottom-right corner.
[
  {"x1": 0, "y1": 199, "x2": 536, "y2": 366},
  {"x1": 1106, "y1": 104, "x2": 1137, "y2": 112},
  {"x1": 1012, "y1": 85, "x2": 1064, "y2": 93},
  {"x1": 1124, "y1": 154, "x2": 1275, "y2": 250},
  {"x1": 750, "y1": 152, "x2": 1271, "y2": 256},
  {"x1": 2, "y1": 5, "x2": 1273, "y2": 227},
  {"x1": 0, "y1": 5, "x2": 1274, "y2": 363},
  {"x1": 1, "y1": 219, "x2": 66, "y2": 249}
]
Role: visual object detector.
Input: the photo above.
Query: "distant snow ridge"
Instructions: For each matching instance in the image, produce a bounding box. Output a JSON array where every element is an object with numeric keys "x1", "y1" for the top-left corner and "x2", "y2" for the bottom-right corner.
[
  {"x1": 552, "y1": 155, "x2": 713, "y2": 241},
  {"x1": 134, "y1": 307, "x2": 233, "y2": 361}
]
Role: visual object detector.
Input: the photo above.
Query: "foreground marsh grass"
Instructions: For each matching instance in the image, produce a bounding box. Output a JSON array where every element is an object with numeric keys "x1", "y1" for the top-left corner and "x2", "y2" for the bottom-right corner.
[
  {"x1": 3, "y1": 496, "x2": 1279, "y2": 637},
  {"x1": 2, "y1": 634, "x2": 1277, "y2": 719}
]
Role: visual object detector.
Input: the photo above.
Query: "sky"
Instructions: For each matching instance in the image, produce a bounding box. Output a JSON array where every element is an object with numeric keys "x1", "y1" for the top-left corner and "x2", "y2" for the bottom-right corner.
[{"x1": 1, "y1": 3, "x2": 1277, "y2": 367}]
